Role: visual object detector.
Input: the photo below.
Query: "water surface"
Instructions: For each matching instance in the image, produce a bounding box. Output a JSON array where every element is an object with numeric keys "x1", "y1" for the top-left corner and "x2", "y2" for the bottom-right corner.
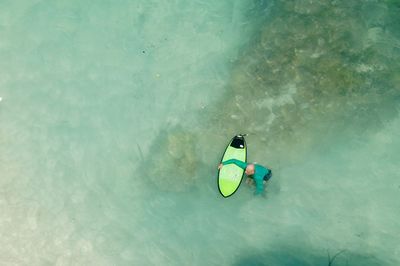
[{"x1": 1, "y1": 0, "x2": 399, "y2": 265}]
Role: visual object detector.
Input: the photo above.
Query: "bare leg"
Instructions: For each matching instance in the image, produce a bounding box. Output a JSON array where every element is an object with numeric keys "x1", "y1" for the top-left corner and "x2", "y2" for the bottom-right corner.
[{"x1": 263, "y1": 180, "x2": 270, "y2": 191}]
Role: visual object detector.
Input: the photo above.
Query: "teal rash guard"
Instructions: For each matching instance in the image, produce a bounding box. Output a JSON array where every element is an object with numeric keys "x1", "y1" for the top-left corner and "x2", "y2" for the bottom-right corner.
[{"x1": 222, "y1": 159, "x2": 271, "y2": 195}]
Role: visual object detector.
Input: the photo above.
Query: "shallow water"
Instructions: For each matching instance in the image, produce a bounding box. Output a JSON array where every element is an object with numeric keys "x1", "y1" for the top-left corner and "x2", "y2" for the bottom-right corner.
[{"x1": 1, "y1": 0, "x2": 400, "y2": 265}]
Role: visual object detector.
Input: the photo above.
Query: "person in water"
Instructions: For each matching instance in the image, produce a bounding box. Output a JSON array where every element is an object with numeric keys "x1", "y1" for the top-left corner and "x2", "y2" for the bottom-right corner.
[{"x1": 218, "y1": 159, "x2": 272, "y2": 195}]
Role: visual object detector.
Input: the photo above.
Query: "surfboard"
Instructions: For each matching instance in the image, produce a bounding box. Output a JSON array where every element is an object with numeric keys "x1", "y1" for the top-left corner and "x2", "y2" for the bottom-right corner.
[{"x1": 218, "y1": 135, "x2": 247, "y2": 197}]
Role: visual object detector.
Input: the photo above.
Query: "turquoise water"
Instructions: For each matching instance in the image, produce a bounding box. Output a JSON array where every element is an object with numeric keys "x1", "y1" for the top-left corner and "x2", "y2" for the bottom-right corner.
[{"x1": 1, "y1": 0, "x2": 400, "y2": 265}]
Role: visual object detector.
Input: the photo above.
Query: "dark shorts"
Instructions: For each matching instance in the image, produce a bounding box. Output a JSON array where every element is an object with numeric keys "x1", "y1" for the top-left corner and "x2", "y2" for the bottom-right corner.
[{"x1": 263, "y1": 170, "x2": 272, "y2": 181}]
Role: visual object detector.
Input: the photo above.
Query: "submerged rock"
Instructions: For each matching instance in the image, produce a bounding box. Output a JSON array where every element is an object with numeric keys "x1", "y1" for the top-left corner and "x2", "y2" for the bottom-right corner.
[
  {"x1": 144, "y1": 127, "x2": 198, "y2": 192},
  {"x1": 209, "y1": 0, "x2": 400, "y2": 162}
]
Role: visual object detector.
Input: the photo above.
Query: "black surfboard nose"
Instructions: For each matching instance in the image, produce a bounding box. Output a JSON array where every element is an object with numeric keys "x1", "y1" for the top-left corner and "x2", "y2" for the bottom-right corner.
[{"x1": 230, "y1": 136, "x2": 245, "y2": 149}]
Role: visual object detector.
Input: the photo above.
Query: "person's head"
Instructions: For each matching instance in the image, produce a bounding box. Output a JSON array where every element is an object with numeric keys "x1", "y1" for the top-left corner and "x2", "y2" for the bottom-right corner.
[{"x1": 245, "y1": 164, "x2": 255, "y2": 175}]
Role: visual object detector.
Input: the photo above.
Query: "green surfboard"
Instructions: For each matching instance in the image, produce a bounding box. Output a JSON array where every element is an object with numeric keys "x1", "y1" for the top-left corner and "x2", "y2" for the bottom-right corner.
[{"x1": 218, "y1": 135, "x2": 247, "y2": 197}]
